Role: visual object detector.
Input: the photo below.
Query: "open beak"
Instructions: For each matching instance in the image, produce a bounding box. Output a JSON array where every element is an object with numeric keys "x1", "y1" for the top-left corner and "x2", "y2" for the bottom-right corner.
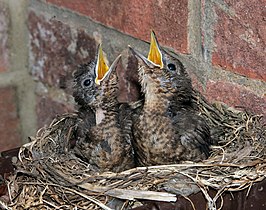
[
  {"x1": 128, "y1": 45, "x2": 158, "y2": 68},
  {"x1": 95, "y1": 44, "x2": 110, "y2": 85},
  {"x1": 147, "y1": 30, "x2": 163, "y2": 68},
  {"x1": 101, "y1": 54, "x2": 121, "y2": 82}
]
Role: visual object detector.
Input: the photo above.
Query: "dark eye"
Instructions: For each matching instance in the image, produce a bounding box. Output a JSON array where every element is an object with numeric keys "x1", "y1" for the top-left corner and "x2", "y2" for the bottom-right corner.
[
  {"x1": 82, "y1": 79, "x2": 92, "y2": 87},
  {"x1": 167, "y1": 63, "x2": 176, "y2": 71}
]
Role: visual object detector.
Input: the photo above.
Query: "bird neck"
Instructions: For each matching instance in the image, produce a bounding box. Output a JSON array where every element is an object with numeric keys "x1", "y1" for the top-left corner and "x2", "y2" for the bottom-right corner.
[
  {"x1": 102, "y1": 96, "x2": 119, "y2": 111},
  {"x1": 95, "y1": 105, "x2": 119, "y2": 125},
  {"x1": 144, "y1": 93, "x2": 170, "y2": 115},
  {"x1": 95, "y1": 98, "x2": 119, "y2": 125},
  {"x1": 142, "y1": 80, "x2": 171, "y2": 114}
]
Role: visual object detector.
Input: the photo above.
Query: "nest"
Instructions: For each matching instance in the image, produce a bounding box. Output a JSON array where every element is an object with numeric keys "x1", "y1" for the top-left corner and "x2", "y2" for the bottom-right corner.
[{"x1": 2, "y1": 91, "x2": 266, "y2": 210}]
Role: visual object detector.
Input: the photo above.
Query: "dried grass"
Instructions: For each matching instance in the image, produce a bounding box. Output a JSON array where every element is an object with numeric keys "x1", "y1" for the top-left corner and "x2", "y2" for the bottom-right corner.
[{"x1": 3, "y1": 91, "x2": 266, "y2": 210}]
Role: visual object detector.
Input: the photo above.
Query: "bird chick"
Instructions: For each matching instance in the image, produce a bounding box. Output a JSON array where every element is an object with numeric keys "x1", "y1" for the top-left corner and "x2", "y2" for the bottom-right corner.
[
  {"x1": 129, "y1": 31, "x2": 212, "y2": 166},
  {"x1": 73, "y1": 45, "x2": 135, "y2": 173}
]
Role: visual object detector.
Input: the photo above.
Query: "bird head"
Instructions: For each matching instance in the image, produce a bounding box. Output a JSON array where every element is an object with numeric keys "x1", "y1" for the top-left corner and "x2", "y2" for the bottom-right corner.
[
  {"x1": 73, "y1": 44, "x2": 120, "y2": 108},
  {"x1": 129, "y1": 31, "x2": 192, "y2": 103}
]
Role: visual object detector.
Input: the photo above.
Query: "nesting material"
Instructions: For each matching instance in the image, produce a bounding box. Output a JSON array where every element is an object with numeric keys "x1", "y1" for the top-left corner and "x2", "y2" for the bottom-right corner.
[{"x1": 3, "y1": 91, "x2": 266, "y2": 210}]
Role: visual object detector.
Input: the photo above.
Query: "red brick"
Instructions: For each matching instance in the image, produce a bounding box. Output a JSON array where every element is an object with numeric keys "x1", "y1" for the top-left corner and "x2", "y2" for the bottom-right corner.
[
  {"x1": 36, "y1": 95, "x2": 75, "y2": 129},
  {"x1": 46, "y1": 0, "x2": 189, "y2": 53},
  {"x1": 0, "y1": 87, "x2": 21, "y2": 152},
  {"x1": 28, "y1": 11, "x2": 97, "y2": 88},
  {"x1": 212, "y1": 0, "x2": 266, "y2": 81},
  {"x1": 205, "y1": 80, "x2": 266, "y2": 119},
  {"x1": 0, "y1": 5, "x2": 9, "y2": 72}
]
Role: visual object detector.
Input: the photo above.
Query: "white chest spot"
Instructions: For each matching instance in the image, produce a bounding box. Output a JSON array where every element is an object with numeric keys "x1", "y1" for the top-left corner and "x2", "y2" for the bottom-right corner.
[{"x1": 96, "y1": 108, "x2": 105, "y2": 125}]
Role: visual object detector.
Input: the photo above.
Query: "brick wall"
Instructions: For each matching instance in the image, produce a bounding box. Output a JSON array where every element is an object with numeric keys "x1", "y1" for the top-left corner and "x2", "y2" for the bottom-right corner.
[
  {"x1": 0, "y1": 0, "x2": 265, "y2": 152},
  {"x1": 0, "y1": 1, "x2": 21, "y2": 152}
]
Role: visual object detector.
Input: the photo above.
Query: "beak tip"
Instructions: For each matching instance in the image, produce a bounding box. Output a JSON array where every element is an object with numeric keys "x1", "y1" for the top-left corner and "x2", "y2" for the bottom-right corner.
[{"x1": 95, "y1": 79, "x2": 100, "y2": 85}]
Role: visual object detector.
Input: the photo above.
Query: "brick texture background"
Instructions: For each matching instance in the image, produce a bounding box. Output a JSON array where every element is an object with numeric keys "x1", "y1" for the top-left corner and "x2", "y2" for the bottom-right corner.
[
  {"x1": 0, "y1": 87, "x2": 21, "y2": 151},
  {"x1": 0, "y1": 4, "x2": 9, "y2": 72},
  {"x1": 212, "y1": 0, "x2": 266, "y2": 81},
  {"x1": 0, "y1": 0, "x2": 265, "y2": 152},
  {"x1": 206, "y1": 80, "x2": 266, "y2": 116},
  {"x1": 28, "y1": 11, "x2": 97, "y2": 88},
  {"x1": 46, "y1": 0, "x2": 189, "y2": 53}
]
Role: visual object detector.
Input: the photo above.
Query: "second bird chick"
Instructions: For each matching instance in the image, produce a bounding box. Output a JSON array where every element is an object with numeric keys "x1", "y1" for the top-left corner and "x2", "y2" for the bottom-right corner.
[{"x1": 129, "y1": 31, "x2": 212, "y2": 166}]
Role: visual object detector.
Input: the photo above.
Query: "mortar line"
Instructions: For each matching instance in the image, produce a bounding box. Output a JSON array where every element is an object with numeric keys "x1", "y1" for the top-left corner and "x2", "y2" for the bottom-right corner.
[
  {"x1": 188, "y1": 0, "x2": 203, "y2": 60},
  {"x1": 8, "y1": 0, "x2": 37, "y2": 144}
]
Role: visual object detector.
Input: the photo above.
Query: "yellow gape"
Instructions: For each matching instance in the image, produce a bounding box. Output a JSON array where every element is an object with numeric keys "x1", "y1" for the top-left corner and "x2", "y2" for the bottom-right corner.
[
  {"x1": 147, "y1": 31, "x2": 163, "y2": 68},
  {"x1": 95, "y1": 44, "x2": 109, "y2": 85}
]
